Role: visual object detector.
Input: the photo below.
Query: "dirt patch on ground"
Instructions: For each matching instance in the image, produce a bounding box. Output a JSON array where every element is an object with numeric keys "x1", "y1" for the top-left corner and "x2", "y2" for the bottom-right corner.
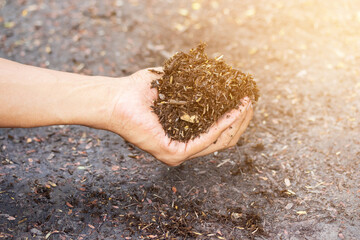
[{"x1": 1, "y1": 0, "x2": 360, "y2": 239}]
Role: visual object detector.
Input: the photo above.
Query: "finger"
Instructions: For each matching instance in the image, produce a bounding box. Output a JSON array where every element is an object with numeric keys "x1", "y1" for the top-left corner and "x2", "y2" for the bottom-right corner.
[
  {"x1": 151, "y1": 109, "x2": 240, "y2": 165},
  {"x1": 223, "y1": 100, "x2": 251, "y2": 146},
  {"x1": 138, "y1": 67, "x2": 163, "y2": 101},
  {"x1": 188, "y1": 102, "x2": 249, "y2": 159},
  {"x1": 186, "y1": 98, "x2": 250, "y2": 159},
  {"x1": 227, "y1": 102, "x2": 254, "y2": 147},
  {"x1": 147, "y1": 67, "x2": 164, "y2": 73},
  {"x1": 189, "y1": 116, "x2": 246, "y2": 158},
  {"x1": 219, "y1": 103, "x2": 250, "y2": 146},
  {"x1": 183, "y1": 107, "x2": 242, "y2": 158}
]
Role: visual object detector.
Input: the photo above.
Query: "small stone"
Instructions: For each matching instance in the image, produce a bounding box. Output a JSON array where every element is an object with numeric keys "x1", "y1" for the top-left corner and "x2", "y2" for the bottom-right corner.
[
  {"x1": 159, "y1": 93, "x2": 165, "y2": 100},
  {"x1": 231, "y1": 212, "x2": 242, "y2": 220},
  {"x1": 30, "y1": 228, "x2": 43, "y2": 235},
  {"x1": 47, "y1": 153, "x2": 55, "y2": 160},
  {"x1": 284, "y1": 178, "x2": 291, "y2": 187},
  {"x1": 45, "y1": 46, "x2": 52, "y2": 54},
  {"x1": 285, "y1": 203, "x2": 293, "y2": 210},
  {"x1": 115, "y1": 0, "x2": 124, "y2": 7}
]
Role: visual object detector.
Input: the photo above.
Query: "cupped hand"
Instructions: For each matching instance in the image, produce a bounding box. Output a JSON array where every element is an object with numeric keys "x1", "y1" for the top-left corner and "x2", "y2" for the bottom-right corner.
[{"x1": 107, "y1": 68, "x2": 253, "y2": 166}]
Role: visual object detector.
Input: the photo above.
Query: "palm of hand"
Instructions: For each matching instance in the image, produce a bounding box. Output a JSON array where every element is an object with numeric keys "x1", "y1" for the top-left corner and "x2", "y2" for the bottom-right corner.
[
  {"x1": 114, "y1": 69, "x2": 170, "y2": 150},
  {"x1": 108, "y1": 68, "x2": 253, "y2": 166}
]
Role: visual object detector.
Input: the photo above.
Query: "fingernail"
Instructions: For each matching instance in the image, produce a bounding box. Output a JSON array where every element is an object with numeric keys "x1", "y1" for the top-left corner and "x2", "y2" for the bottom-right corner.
[{"x1": 247, "y1": 102, "x2": 252, "y2": 110}]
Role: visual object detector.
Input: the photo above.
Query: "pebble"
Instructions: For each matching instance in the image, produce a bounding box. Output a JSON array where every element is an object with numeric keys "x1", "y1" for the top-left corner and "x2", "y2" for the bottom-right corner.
[
  {"x1": 30, "y1": 228, "x2": 43, "y2": 235},
  {"x1": 285, "y1": 203, "x2": 293, "y2": 210},
  {"x1": 284, "y1": 178, "x2": 291, "y2": 187}
]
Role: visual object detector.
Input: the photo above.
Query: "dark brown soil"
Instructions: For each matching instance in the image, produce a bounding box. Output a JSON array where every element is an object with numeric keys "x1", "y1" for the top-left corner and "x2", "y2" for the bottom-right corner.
[
  {"x1": 151, "y1": 43, "x2": 259, "y2": 142},
  {"x1": 1, "y1": 0, "x2": 360, "y2": 239}
]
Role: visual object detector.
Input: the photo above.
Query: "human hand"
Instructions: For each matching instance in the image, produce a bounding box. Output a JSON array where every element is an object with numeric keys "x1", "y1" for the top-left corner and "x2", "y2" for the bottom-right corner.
[{"x1": 107, "y1": 68, "x2": 253, "y2": 166}]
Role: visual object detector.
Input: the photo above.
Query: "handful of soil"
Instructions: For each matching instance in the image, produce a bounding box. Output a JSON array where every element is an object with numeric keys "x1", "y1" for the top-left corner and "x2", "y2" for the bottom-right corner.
[{"x1": 151, "y1": 43, "x2": 259, "y2": 142}]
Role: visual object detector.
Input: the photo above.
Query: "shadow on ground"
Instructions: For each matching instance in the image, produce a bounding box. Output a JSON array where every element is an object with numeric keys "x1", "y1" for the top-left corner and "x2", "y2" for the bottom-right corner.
[{"x1": 1, "y1": 0, "x2": 360, "y2": 239}]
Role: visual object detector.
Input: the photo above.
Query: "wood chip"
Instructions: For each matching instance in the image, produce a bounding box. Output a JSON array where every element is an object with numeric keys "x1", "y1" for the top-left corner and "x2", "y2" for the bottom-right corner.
[
  {"x1": 284, "y1": 178, "x2": 291, "y2": 187},
  {"x1": 216, "y1": 158, "x2": 231, "y2": 167}
]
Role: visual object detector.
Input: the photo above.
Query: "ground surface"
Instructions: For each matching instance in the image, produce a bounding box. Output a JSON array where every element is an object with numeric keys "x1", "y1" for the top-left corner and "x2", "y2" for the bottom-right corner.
[{"x1": 1, "y1": 0, "x2": 360, "y2": 239}]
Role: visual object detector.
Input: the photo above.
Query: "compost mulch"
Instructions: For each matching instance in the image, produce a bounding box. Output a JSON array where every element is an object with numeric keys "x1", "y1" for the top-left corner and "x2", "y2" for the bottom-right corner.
[
  {"x1": 151, "y1": 43, "x2": 259, "y2": 142},
  {"x1": 1, "y1": 0, "x2": 360, "y2": 239}
]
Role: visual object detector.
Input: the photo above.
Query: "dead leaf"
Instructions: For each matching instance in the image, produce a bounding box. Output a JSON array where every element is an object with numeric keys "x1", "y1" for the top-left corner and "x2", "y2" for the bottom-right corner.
[
  {"x1": 192, "y1": 2, "x2": 201, "y2": 10},
  {"x1": 248, "y1": 47, "x2": 258, "y2": 55},
  {"x1": 4, "y1": 22, "x2": 15, "y2": 28},
  {"x1": 180, "y1": 113, "x2": 198, "y2": 123},
  {"x1": 245, "y1": 7, "x2": 256, "y2": 17},
  {"x1": 45, "y1": 46, "x2": 51, "y2": 53},
  {"x1": 174, "y1": 23, "x2": 187, "y2": 32},
  {"x1": 178, "y1": 8, "x2": 189, "y2": 16},
  {"x1": 22, "y1": 10, "x2": 28, "y2": 17},
  {"x1": 48, "y1": 181, "x2": 56, "y2": 187}
]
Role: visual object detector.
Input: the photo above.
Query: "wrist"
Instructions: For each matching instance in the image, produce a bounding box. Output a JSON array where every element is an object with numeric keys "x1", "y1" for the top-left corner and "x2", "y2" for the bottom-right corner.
[
  {"x1": 70, "y1": 75, "x2": 125, "y2": 130},
  {"x1": 0, "y1": 58, "x2": 128, "y2": 129}
]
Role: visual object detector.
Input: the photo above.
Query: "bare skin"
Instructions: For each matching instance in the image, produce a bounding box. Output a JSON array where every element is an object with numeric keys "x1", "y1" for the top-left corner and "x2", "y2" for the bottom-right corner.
[{"x1": 0, "y1": 58, "x2": 253, "y2": 166}]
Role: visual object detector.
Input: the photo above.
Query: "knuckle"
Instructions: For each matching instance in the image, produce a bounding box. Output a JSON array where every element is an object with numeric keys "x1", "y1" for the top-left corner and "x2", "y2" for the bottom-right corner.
[
  {"x1": 166, "y1": 147, "x2": 178, "y2": 156},
  {"x1": 164, "y1": 156, "x2": 184, "y2": 166},
  {"x1": 157, "y1": 141, "x2": 188, "y2": 166},
  {"x1": 159, "y1": 142, "x2": 174, "y2": 154},
  {"x1": 167, "y1": 161, "x2": 182, "y2": 167},
  {"x1": 156, "y1": 151, "x2": 185, "y2": 167}
]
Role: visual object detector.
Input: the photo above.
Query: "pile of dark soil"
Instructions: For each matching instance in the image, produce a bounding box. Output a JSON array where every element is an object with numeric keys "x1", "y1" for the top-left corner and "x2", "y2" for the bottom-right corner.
[{"x1": 151, "y1": 43, "x2": 259, "y2": 142}]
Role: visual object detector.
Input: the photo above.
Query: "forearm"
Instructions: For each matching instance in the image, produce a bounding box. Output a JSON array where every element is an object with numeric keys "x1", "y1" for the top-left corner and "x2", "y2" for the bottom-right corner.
[
  {"x1": 0, "y1": 60, "x2": 253, "y2": 165},
  {"x1": 0, "y1": 58, "x2": 119, "y2": 129}
]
